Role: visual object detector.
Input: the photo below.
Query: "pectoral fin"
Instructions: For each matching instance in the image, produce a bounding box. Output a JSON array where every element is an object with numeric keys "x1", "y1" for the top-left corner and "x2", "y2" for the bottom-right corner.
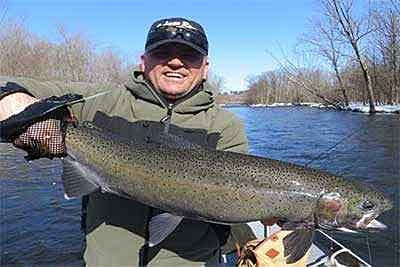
[
  {"x1": 282, "y1": 229, "x2": 314, "y2": 264},
  {"x1": 148, "y1": 213, "x2": 183, "y2": 247},
  {"x1": 62, "y1": 155, "x2": 100, "y2": 198}
]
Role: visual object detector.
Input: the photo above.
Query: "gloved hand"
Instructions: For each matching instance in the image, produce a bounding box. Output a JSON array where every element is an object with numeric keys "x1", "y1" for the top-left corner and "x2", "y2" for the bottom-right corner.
[
  {"x1": 0, "y1": 93, "x2": 82, "y2": 160},
  {"x1": 12, "y1": 118, "x2": 68, "y2": 160}
]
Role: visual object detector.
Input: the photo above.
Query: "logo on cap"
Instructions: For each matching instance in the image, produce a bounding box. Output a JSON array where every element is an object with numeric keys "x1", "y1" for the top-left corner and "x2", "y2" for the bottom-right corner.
[{"x1": 156, "y1": 20, "x2": 198, "y2": 31}]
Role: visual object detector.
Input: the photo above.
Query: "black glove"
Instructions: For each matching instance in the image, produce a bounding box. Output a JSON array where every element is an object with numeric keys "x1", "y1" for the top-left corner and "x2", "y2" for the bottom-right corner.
[{"x1": 0, "y1": 93, "x2": 82, "y2": 160}]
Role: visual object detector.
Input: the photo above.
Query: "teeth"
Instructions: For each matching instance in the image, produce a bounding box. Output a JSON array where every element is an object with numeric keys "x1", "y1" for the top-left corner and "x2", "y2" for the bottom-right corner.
[{"x1": 165, "y1": 73, "x2": 184, "y2": 78}]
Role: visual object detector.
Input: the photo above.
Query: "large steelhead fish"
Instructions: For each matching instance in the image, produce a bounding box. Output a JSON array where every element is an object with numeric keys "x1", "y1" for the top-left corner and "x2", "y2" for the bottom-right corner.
[
  {"x1": 0, "y1": 93, "x2": 393, "y2": 264},
  {"x1": 63, "y1": 121, "x2": 391, "y2": 262}
]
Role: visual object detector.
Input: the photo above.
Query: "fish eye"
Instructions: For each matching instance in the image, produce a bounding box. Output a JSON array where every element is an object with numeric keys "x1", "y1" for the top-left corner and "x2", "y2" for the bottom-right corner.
[{"x1": 360, "y1": 200, "x2": 375, "y2": 211}]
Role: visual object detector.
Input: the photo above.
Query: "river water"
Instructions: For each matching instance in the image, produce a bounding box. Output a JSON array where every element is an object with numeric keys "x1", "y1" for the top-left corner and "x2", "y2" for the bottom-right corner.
[{"x1": 1, "y1": 107, "x2": 399, "y2": 266}]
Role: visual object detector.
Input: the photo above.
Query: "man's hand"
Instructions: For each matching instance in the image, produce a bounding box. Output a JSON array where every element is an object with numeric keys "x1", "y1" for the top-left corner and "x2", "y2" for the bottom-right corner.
[
  {"x1": 0, "y1": 93, "x2": 68, "y2": 160},
  {"x1": 0, "y1": 92, "x2": 38, "y2": 120},
  {"x1": 13, "y1": 119, "x2": 67, "y2": 160}
]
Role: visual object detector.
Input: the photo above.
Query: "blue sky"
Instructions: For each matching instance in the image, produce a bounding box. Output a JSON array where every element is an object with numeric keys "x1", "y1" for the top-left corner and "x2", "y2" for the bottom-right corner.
[{"x1": 6, "y1": 0, "x2": 317, "y2": 91}]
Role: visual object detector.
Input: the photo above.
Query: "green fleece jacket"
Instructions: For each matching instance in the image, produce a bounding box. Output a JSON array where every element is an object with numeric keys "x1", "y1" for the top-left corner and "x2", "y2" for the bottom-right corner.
[{"x1": 2, "y1": 71, "x2": 256, "y2": 266}]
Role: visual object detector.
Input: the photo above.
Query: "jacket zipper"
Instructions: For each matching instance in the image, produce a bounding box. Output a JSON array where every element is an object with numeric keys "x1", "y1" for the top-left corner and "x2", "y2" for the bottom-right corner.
[{"x1": 160, "y1": 103, "x2": 174, "y2": 134}]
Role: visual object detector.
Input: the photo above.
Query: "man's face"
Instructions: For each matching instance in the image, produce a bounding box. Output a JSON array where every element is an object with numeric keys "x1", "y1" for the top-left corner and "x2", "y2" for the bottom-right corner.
[{"x1": 140, "y1": 43, "x2": 209, "y2": 99}]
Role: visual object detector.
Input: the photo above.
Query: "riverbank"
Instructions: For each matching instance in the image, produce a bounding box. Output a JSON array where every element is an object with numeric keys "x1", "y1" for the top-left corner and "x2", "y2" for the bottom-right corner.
[{"x1": 241, "y1": 102, "x2": 400, "y2": 114}]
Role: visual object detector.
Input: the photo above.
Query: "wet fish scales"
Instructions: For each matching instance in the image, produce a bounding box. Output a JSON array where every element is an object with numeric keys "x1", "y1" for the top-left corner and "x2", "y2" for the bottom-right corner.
[
  {"x1": 62, "y1": 122, "x2": 392, "y2": 264},
  {"x1": 64, "y1": 122, "x2": 390, "y2": 223}
]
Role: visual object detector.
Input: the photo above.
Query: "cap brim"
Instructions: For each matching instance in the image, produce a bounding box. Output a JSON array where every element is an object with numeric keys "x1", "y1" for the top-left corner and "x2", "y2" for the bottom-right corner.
[{"x1": 145, "y1": 39, "x2": 207, "y2": 56}]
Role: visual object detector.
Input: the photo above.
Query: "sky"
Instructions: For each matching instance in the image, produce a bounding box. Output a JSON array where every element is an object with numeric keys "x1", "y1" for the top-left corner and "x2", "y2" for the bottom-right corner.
[{"x1": 5, "y1": 0, "x2": 318, "y2": 92}]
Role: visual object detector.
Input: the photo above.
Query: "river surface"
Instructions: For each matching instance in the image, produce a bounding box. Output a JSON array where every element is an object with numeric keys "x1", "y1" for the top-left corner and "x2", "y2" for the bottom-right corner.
[{"x1": 1, "y1": 106, "x2": 399, "y2": 267}]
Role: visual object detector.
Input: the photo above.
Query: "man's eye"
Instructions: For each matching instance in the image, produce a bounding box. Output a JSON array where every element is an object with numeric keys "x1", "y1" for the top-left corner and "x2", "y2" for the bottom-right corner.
[
  {"x1": 149, "y1": 50, "x2": 202, "y2": 63},
  {"x1": 150, "y1": 51, "x2": 170, "y2": 60},
  {"x1": 180, "y1": 53, "x2": 202, "y2": 62}
]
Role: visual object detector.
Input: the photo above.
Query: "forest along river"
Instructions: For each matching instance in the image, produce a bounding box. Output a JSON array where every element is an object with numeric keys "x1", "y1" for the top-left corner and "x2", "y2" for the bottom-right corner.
[{"x1": 0, "y1": 106, "x2": 399, "y2": 267}]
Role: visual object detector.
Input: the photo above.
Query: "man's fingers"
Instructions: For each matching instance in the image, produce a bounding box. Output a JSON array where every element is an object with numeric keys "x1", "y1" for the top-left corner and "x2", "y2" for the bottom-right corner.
[{"x1": 13, "y1": 119, "x2": 67, "y2": 159}]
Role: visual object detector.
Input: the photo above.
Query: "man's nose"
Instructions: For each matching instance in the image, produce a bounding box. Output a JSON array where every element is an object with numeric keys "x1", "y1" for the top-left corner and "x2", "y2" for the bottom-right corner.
[{"x1": 166, "y1": 56, "x2": 185, "y2": 67}]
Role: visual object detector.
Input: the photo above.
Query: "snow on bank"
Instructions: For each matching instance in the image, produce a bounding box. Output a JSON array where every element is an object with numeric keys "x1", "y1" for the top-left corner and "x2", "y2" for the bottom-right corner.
[
  {"x1": 347, "y1": 103, "x2": 400, "y2": 114},
  {"x1": 248, "y1": 102, "x2": 400, "y2": 114},
  {"x1": 251, "y1": 103, "x2": 292, "y2": 107}
]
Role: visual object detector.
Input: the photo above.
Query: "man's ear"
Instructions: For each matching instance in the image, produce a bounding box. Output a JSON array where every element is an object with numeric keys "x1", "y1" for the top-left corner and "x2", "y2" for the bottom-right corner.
[
  {"x1": 202, "y1": 57, "x2": 209, "y2": 80},
  {"x1": 139, "y1": 54, "x2": 146, "y2": 72}
]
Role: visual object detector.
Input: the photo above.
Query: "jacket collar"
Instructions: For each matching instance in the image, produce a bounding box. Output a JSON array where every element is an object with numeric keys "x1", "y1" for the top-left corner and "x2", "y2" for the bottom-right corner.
[{"x1": 125, "y1": 70, "x2": 215, "y2": 114}]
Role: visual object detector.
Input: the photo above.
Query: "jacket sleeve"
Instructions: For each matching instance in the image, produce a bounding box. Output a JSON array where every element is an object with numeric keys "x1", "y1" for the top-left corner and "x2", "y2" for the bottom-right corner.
[
  {"x1": 1, "y1": 76, "x2": 122, "y2": 122},
  {"x1": 210, "y1": 107, "x2": 249, "y2": 154}
]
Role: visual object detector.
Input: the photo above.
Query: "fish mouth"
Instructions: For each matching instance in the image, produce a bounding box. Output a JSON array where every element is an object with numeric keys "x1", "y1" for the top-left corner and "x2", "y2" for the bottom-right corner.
[
  {"x1": 337, "y1": 227, "x2": 358, "y2": 233},
  {"x1": 319, "y1": 212, "x2": 387, "y2": 232},
  {"x1": 355, "y1": 213, "x2": 387, "y2": 231},
  {"x1": 322, "y1": 219, "x2": 387, "y2": 234},
  {"x1": 365, "y1": 219, "x2": 387, "y2": 230},
  {"x1": 318, "y1": 224, "x2": 359, "y2": 234}
]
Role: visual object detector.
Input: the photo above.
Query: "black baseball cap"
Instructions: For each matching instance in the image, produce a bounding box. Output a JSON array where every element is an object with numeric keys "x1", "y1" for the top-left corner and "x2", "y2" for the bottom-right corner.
[{"x1": 145, "y1": 17, "x2": 209, "y2": 56}]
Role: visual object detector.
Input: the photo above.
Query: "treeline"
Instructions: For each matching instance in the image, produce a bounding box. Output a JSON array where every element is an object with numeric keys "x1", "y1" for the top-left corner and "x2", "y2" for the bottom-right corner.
[
  {"x1": 0, "y1": 16, "x2": 223, "y2": 93},
  {"x1": 246, "y1": 0, "x2": 400, "y2": 111},
  {"x1": 0, "y1": 20, "x2": 135, "y2": 85}
]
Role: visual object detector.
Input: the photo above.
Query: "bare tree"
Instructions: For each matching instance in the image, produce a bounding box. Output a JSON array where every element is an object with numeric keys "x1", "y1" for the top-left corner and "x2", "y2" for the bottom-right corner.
[
  {"x1": 244, "y1": 73, "x2": 270, "y2": 104},
  {"x1": 0, "y1": 0, "x2": 7, "y2": 27},
  {"x1": 265, "y1": 46, "x2": 344, "y2": 108},
  {"x1": 302, "y1": 14, "x2": 350, "y2": 106},
  {"x1": 263, "y1": 71, "x2": 283, "y2": 104},
  {"x1": 245, "y1": 0, "x2": 399, "y2": 107},
  {"x1": 0, "y1": 20, "x2": 135, "y2": 85},
  {"x1": 391, "y1": 0, "x2": 400, "y2": 13},
  {"x1": 89, "y1": 48, "x2": 132, "y2": 84},
  {"x1": 206, "y1": 71, "x2": 225, "y2": 95},
  {"x1": 0, "y1": 21, "x2": 34, "y2": 76},
  {"x1": 322, "y1": 0, "x2": 377, "y2": 112},
  {"x1": 373, "y1": 3, "x2": 399, "y2": 104},
  {"x1": 56, "y1": 25, "x2": 93, "y2": 82}
]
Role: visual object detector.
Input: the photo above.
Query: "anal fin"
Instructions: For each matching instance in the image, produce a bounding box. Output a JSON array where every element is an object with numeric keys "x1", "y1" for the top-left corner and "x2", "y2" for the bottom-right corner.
[
  {"x1": 283, "y1": 229, "x2": 314, "y2": 264},
  {"x1": 148, "y1": 213, "x2": 183, "y2": 247}
]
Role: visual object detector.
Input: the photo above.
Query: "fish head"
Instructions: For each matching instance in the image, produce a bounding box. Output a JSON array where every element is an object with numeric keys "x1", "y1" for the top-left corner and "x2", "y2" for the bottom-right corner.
[{"x1": 316, "y1": 185, "x2": 392, "y2": 232}]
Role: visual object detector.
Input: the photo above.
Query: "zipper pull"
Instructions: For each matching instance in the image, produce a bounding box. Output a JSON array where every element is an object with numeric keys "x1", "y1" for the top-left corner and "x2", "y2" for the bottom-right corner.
[{"x1": 160, "y1": 103, "x2": 173, "y2": 134}]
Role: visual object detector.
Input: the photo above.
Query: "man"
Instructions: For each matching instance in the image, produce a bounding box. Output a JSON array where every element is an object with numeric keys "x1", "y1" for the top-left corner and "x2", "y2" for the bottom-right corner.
[{"x1": 0, "y1": 17, "x2": 266, "y2": 266}]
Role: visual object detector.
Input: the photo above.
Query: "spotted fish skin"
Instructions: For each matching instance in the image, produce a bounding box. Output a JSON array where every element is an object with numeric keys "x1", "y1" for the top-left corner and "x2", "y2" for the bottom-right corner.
[{"x1": 63, "y1": 122, "x2": 392, "y2": 228}]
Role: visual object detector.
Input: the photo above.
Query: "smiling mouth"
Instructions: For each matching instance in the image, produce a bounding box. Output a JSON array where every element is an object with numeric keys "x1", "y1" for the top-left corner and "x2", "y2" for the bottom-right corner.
[{"x1": 163, "y1": 72, "x2": 186, "y2": 81}]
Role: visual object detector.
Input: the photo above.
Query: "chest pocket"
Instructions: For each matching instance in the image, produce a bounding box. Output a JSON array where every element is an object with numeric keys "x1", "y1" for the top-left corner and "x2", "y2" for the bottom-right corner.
[{"x1": 92, "y1": 111, "x2": 220, "y2": 149}]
